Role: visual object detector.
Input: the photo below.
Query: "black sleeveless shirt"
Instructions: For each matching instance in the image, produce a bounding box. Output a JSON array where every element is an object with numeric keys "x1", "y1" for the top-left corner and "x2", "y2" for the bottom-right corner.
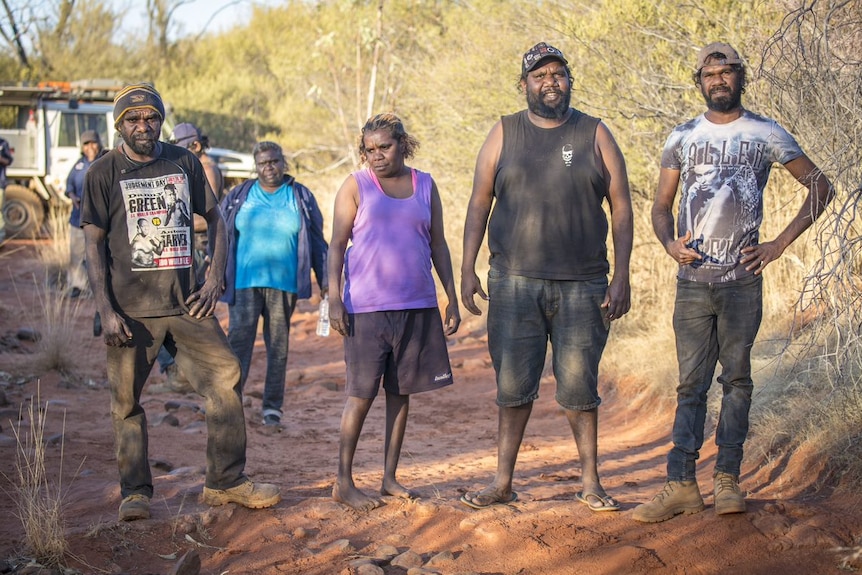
[{"x1": 488, "y1": 109, "x2": 609, "y2": 280}]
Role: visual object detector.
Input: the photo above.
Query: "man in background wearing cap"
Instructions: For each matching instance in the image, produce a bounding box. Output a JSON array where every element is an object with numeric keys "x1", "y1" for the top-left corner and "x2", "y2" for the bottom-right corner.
[
  {"x1": 633, "y1": 42, "x2": 833, "y2": 523},
  {"x1": 170, "y1": 123, "x2": 224, "y2": 203},
  {"x1": 169, "y1": 122, "x2": 225, "y2": 283},
  {"x1": 65, "y1": 130, "x2": 105, "y2": 297},
  {"x1": 460, "y1": 42, "x2": 633, "y2": 511},
  {"x1": 81, "y1": 83, "x2": 280, "y2": 521},
  {"x1": 151, "y1": 122, "x2": 226, "y2": 392}
]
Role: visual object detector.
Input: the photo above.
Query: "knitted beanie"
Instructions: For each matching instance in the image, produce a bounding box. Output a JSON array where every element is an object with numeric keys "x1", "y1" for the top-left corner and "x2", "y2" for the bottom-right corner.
[{"x1": 113, "y1": 83, "x2": 165, "y2": 128}]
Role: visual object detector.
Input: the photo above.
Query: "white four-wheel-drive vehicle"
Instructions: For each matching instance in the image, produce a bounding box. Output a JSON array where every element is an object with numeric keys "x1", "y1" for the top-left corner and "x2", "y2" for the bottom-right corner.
[{"x1": 0, "y1": 80, "x2": 254, "y2": 238}]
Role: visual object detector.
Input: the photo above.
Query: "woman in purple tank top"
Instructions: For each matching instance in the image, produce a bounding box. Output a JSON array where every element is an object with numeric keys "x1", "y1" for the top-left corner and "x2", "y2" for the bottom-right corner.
[{"x1": 327, "y1": 113, "x2": 461, "y2": 511}]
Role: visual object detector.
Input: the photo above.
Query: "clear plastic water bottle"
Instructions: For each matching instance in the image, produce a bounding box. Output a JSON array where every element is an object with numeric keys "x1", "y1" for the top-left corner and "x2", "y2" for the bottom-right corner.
[{"x1": 316, "y1": 295, "x2": 330, "y2": 337}]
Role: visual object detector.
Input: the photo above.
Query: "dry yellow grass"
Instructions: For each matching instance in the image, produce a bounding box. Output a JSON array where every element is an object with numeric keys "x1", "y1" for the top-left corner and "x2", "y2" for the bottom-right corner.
[
  {"x1": 35, "y1": 205, "x2": 71, "y2": 290},
  {"x1": 11, "y1": 273, "x2": 83, "y2": 376},
  {"x1": 7, "y1": 206, "x2": 84, "y2": 375},
  {"x1": 35, "y1": 293, "x2": 82, "y2": 376},
  {"x1": 5, "y1": 385, "x2": 69, "y2": 567},
  {"x1": 749, "y1": 186, "x2": 862, "y2": 492}
]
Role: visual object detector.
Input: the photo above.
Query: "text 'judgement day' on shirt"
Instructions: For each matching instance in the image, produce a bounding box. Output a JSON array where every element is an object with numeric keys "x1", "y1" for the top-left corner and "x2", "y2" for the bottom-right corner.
[{"x1": 661, "y1": 109, "x2": 803, "y2": 283}]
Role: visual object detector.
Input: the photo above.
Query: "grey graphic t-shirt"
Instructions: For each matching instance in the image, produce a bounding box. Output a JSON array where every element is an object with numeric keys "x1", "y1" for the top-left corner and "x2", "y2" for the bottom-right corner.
[{"x1": 661, "y1": 110, "x2": 803, "y2": 283}]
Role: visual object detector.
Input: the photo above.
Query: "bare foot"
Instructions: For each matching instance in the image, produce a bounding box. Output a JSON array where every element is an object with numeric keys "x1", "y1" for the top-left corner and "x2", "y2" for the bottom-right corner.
[
  {"x1": 460, "y1": 486, "x2": 518, "y2": 509},
  {"x1": 332, "y1": 482, "x2": 381, "y2": 511},
  {"x1": 380, "y1": 478, "x2": 419, "y2": 500}
]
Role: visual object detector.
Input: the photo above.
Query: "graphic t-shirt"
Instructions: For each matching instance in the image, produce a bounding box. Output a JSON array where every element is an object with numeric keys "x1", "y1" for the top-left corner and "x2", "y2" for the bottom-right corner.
[
  {"x1": 661, "y1": 110, "x2": 803, "y2": 283},
  {"x1": 125, "y1": 176, "x2": 194, "y2": 271},
  {"x1": 81, "y1": 144, "x2": 215, "y2": 317},
  {"x1": 234, "y1": 181, "x2": 300, "y2": 292}
]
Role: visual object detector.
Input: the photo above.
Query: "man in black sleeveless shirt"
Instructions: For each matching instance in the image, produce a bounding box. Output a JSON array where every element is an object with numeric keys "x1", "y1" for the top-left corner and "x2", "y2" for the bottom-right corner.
[{"x1": 460, "y1": 43, "x2": 633, "y2": 511}]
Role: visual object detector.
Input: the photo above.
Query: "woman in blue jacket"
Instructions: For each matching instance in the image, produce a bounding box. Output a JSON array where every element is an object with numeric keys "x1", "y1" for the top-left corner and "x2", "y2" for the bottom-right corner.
[{"x1": 221, "y1": 141, "x2": 328, "y2": 426}]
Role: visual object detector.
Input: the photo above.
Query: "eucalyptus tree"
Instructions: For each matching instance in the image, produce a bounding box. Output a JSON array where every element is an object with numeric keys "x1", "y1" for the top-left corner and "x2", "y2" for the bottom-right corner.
[{"x1": 0, "y1": 0, "x2": 129, "y2": 81}]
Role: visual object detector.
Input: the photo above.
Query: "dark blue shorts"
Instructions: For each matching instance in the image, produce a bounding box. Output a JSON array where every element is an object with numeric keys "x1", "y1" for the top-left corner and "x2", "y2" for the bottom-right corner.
[
  {"x1": 487, "y1": 270, "x2": 609, "y2": 410},
  {"x1": 343, "y1": 308, "x2": 453, "y2": 399}
]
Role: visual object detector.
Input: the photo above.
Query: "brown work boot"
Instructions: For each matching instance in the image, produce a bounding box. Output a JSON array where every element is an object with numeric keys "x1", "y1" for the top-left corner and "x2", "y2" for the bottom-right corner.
[
  {"x1": 632, "y1": 481, "x2": 705, "y2": 523},
  {"x1": 119, "y1": 494, "x2": 150, "y2": 521},
  {"x1": 202, "y1": 480, "x2": 281, "y2": 509},
  {"x1": 714, "y1": 472, "x2": 746, "y2": 515}
]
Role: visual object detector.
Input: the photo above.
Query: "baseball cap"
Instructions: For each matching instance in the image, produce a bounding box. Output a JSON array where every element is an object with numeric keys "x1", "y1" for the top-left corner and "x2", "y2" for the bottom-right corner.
[
  {"x1": 696, "y1": 42, "x2": 742, "y2": 72},
  {"x1": 522, "y1": 42, "x2": 568, "y2": 76},
  {"x1": 169, "y1": 122, "x2": 201, "y2": 147},
  {"x1": 80, "y1": 130, "x2": 100, "y2": 145}
]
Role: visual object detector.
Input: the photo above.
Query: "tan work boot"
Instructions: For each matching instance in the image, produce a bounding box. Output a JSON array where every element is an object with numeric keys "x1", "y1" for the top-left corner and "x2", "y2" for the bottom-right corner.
[
  {"x1": 632, "y1": 481, "x2": 705, "y2": 523},
  {"x1": 714, "y1": 472, "x2": 746, "y2": 515},
  {"x1": 202, "y1": 480, "x2": 281, "y2": 509},
  {"x1": 119, "y1": 494, "x2": 150, "y2": 521}
]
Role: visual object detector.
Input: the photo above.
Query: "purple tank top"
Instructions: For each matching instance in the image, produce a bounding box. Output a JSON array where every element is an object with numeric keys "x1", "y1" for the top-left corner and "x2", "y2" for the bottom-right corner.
[{"x1": 343, "y1": 168, "x2": 438, "y2": 313}]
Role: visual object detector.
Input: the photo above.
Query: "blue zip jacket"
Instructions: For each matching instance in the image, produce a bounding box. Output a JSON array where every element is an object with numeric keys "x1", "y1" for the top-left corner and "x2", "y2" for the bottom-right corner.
[{"x1": 220, "y1": 175, "x2": 328, "y2": 304}]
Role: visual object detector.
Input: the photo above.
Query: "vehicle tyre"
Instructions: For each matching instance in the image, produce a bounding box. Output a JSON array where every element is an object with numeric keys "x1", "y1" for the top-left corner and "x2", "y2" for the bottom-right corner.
[{"x1": 2, "y1": 185, "x2": 45, "y2": 238}]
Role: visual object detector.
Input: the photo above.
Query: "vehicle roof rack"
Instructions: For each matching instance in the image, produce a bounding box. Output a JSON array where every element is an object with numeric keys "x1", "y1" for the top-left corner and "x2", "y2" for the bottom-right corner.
[{"x1": 0, "y1": 79, "x2": 148, "y2": 104}]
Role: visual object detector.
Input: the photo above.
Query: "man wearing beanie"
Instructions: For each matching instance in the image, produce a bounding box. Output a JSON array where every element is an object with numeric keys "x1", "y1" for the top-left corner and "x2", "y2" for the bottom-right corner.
[{"x1": 81, "y1": 83, "x2": 280, "y2": 521}]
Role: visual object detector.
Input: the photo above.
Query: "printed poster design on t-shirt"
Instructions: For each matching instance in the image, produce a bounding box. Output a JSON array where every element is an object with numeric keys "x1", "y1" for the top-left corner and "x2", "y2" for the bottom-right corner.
[
  {"x1": 679, "y1": 162, "x2": 760, "y2": 269},
  {"x1": 122, "y1": 173, "x2": 193, "y2": 271}
]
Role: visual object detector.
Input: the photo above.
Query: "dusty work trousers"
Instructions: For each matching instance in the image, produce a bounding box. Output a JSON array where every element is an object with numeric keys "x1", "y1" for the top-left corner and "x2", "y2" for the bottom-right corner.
[{"x1": 107, "y1": 313, "x2": 247, "y2": 499}]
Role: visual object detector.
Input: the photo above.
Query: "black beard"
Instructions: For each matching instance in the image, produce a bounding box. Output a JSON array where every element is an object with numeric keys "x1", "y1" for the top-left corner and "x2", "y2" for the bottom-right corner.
[
  {"x1": 527, "y1": 89, "x2": 571, "y2": 119},
  {"x1": 122, "y1": 132, "x2": 158, "y2": 156},
  {"x1": 704, "y1": 87, "x2": 742, "y2": 113}
]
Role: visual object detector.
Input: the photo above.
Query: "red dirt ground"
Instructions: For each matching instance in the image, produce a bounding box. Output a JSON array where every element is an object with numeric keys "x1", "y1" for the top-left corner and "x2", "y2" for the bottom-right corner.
[{"x1": 1, "y1": 239, "x2": 860, "y2": 575}]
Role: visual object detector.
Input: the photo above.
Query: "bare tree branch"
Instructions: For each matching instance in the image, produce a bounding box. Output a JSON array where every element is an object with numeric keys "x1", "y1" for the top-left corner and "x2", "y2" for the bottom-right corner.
[{"x1": 1, "y1": 0, "x2": 31, "y2": 69}]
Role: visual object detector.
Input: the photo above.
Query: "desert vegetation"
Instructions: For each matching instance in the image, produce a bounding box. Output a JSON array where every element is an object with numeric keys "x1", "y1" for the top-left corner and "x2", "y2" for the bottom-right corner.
[
  {"x1": 1, "y1": 0, "x2": 860, "y2": 569},
  {"x1": 3, "y1": 386, "x2": 70, "y2": 568}
]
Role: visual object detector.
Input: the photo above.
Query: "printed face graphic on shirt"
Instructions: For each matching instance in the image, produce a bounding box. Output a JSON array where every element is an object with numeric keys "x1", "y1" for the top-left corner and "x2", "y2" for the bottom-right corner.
[
  {"x1": 680, "y1": 162, "x2": 760, "y2": 271},
  {"x1": 123, "y1": 174, "x2": 193, "y2": 271}
]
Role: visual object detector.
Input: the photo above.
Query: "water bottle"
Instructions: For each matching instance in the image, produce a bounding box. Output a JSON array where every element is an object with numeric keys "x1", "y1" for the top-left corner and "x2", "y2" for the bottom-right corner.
[{"x1": 316, "y1": 295, "x2": 330, "y2": 337}]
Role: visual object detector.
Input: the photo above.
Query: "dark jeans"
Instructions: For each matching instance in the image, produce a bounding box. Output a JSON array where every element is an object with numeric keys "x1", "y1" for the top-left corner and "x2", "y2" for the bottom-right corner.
[
  {"x1": 228, "y1": 288, "x2": 297, "y2": 419},
  {"x1": 156, "y1": 345, "x2": 175, "y2": 372},
  {"x1": 667, "y1": 274, "x2": 762, "y2": 481},
  {"x1": 106, "y1": 313, "x2": 247, "y2": 498}
]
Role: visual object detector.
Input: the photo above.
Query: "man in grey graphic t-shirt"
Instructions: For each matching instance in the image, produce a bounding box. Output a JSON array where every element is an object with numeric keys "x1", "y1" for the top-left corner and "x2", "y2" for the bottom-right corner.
[{"x1": 634, "y1": 42, "x2": 834, "y2": 524}]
